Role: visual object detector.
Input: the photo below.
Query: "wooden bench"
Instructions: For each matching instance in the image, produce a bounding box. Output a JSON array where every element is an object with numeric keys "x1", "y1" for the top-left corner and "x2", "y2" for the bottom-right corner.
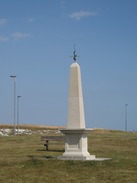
[{"x1": 41, "y1": 136, "x2": 65, "y2": 151}]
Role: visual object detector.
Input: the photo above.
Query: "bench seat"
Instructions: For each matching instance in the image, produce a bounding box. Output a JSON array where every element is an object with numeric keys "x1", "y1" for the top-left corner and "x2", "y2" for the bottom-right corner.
[{"x1": 41, "y1": 136, "x2": 64, "y2": 150}]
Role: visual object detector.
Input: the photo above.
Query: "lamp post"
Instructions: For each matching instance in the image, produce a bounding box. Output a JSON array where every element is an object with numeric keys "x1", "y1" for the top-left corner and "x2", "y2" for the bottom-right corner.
[
  {"x1": 125, "y1": 104, "x2": 128, "y2": 131},
  {"x1": 17, "y1": 96, "x2": 21, "y2": 135},
  {"x1": 10, "y1": 75, "x2": 16, "y2": 135}
]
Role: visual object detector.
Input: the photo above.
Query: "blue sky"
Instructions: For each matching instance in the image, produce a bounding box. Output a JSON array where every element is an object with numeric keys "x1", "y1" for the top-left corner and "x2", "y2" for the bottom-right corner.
[{"x1": 0, "y1": 0, "x2": 137, "y2": 131}]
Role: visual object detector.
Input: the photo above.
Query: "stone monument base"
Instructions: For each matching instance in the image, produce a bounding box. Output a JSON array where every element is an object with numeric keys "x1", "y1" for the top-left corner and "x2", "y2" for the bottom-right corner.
[
  {"x1": 57, "y1": 129, "x2": 96, "y2": 160},
  {"x1": 57, "y1": 155, "x2": 95, "y2": 160},
  {"x1": 57, "y1": 156, "x2": 111, "y2": 161}
]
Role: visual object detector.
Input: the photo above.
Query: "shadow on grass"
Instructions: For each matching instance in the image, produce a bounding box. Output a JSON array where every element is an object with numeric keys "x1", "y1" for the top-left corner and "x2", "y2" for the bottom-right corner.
[
  {"x1": 46, "y1": 149, "x2": 64, "y2": 152},
  {"x1": 42, "y1": 156, "x2": 55, "y2": 159},
  {"x1": 28, "y1": 155, "x2": 57, "y2": 160},
  {"x1": 36, "y1": 149, "x2": 64, "y2": 152}
]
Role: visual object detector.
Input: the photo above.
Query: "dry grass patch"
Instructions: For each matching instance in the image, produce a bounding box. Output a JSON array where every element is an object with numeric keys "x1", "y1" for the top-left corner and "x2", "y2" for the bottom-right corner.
[{"x1": 0, "y1": 129, "x2": 137, "y2": 183}]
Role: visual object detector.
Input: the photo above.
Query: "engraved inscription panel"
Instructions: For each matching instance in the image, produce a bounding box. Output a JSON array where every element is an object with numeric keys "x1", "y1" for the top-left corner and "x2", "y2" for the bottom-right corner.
[{"x1": 68, "y1": 136, "x2": 80, "y2": 149}]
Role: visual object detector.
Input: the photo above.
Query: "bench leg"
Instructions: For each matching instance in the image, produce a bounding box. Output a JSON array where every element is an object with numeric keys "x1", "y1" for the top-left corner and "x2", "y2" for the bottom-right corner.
[{"x1": 44, "y1": 140, "x2": 49, "y2": 151}]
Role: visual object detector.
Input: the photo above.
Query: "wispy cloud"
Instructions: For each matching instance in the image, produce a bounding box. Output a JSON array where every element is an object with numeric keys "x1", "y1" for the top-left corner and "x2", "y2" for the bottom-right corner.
[
  {"x1": 0, "y1": 18, "x2": 8, "y2": 25},
  {"x1": 0, "y1": 32, "x2": 30, "y2": 43},
  {"x1": 11, "y1": 32, "x2": 30, "y2": 40},
  {"x1": 69, "y1": 10, "x2": 98, "y2": 21},
  {"x1": 0, "y1": 35, "x2": 9, "y2": 42}
]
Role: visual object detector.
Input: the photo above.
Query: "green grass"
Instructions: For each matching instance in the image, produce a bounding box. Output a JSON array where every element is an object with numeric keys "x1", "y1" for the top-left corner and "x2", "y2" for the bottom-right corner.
[{"x1": 0, "y1": 129, "x2": 137, "y2": 183}]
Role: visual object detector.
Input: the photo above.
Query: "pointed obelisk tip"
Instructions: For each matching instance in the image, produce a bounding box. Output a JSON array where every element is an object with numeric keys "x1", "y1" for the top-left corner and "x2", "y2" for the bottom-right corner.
[{"x1": 73, "y1": 44, "x2": 77, "y2": 62}]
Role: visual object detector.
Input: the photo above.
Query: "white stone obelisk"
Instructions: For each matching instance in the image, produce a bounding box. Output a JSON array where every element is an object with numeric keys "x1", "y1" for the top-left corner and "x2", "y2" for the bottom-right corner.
[
  {"x1": 67, "y1": 62, "x2": 85, "y2": 129},
  {"x1": 58, "y1": 48, "x2": 95, "y2": 160}
]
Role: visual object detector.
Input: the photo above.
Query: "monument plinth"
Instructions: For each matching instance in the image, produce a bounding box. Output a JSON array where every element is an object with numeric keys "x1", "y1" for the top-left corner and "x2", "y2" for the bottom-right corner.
[
  {"x1": 60, "y1": 129, "x2": 95, "y2": 160},
  {"x1": 58, "y1": 51, "x2": 95, "y2": 160}
]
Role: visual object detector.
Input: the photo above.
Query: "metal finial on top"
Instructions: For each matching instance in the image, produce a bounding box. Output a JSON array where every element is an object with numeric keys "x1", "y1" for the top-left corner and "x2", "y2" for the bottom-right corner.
[{"x1": 73, "y1": 44, "x2": 77, "y2": 62}]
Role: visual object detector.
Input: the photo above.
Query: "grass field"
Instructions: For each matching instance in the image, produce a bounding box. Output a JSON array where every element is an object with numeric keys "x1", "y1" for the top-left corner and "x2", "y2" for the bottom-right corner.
[
  {"x1": 0, "y1": 128, "x2": 137, "y2": 183},
  {"x1": 0, "y1": 124, "x2": 64, "y2": 130}
]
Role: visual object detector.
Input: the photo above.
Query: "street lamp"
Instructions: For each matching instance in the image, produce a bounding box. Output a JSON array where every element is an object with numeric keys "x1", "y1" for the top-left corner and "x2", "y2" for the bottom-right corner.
[
  {"x1": 125, "y1": 104, "x2": 128, "y2": 131},
  {"x1": 10, "y1": 75, "x2": 16, "y2": 135},
  {"x1": 17, "y1": 96, "x2": 21, "y2": 135}
]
